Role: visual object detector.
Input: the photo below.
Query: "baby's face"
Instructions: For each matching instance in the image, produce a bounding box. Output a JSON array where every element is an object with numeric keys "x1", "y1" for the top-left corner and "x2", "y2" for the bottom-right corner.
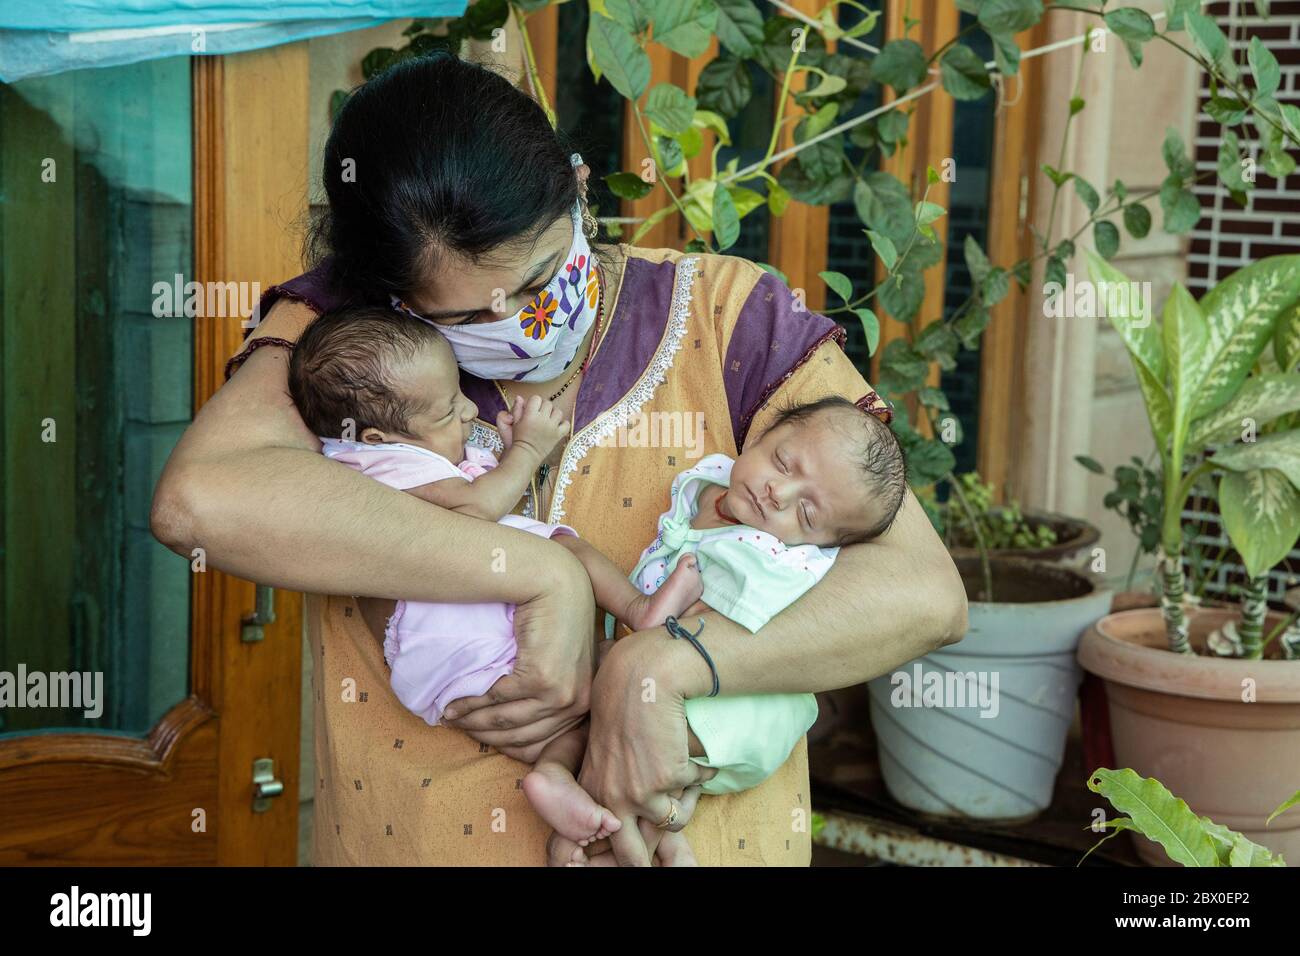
[
  {"x1": 725, "y1": 417, "x2": 877, "y2": 547},
  {"x1": 365, "y1": 337, "x2": 478, "y2": 462}
]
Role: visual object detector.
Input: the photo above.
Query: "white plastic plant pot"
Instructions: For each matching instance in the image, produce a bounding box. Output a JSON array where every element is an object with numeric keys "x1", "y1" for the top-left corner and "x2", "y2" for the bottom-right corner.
[{"x1": 867, "y1": 557, "x2": 1112, "y2": 822}]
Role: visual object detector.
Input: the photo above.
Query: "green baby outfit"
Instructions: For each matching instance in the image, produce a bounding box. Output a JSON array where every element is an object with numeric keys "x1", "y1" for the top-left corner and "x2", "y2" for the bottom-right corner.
[{"x1": 623, "y1": 453, "x2": 836, "y2": 794}]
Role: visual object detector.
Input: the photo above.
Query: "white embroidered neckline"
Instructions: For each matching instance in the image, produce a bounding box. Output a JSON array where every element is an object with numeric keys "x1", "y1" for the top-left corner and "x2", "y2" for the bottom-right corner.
[{"x1": 546, "y1": 256, "x2": 700, "y2": 525}]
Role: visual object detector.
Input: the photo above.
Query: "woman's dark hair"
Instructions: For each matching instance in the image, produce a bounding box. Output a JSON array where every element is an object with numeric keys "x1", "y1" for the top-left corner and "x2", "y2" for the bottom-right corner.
[
  {"x1": 763, "y1": 395, "x2": 908, "y2": 544},
  {"x1": 288, "y1": 305, "x2": 444, "y2": 439},
  {"x1": 309, "y1": 52, "x2": 582, "y2": 301}
]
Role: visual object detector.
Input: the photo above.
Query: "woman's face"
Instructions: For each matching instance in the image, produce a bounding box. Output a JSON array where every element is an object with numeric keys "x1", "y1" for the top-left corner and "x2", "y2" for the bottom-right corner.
[{"x1": 401, "y1": 212, "x2": 576, "y2": 328}]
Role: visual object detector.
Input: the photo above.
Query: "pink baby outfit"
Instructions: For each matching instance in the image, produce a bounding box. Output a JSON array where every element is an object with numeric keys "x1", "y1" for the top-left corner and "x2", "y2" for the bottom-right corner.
[{"x1": 321, "y1": 438, "x2": 577, "y2": 726}]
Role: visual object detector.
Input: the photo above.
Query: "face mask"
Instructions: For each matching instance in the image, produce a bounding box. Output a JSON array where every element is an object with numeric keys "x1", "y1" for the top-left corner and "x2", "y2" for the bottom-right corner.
[{"x1": 392, "y1": 154, "x2": 601, "y2": 383}]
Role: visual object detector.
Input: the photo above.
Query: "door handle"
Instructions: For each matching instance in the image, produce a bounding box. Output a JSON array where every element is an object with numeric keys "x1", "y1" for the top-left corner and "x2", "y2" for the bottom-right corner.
[
  {"x1": 240, "y1": 585, "x2": 276, "y2": 643},
  {"x1": 252, "y1": 758, "x2": 284, "y2": 812}
]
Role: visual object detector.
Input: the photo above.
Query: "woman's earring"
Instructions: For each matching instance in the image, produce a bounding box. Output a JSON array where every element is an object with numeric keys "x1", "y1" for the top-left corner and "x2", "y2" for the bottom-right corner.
[{"x1": 580, "y1": 199, "x2": 600, "y2": 240}]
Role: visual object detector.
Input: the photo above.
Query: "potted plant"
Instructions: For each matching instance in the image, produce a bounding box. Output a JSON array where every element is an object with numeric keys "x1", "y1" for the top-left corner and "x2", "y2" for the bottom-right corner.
[
  {"x1": 943, "y1": 471, "x2": 1100, "y2": 566},
  {"x1": 1077, "y1": 251, "x2": 1300, "y2": 864}
]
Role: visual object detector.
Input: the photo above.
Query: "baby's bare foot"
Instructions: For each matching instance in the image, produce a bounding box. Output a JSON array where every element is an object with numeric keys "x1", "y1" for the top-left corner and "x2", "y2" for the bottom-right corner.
[
  {"x1": 524, "y1": 763, "x2": 621, "y2": 844},
  {"x1": 626, "y1": 554, "x2": 704, "y2": 631}
]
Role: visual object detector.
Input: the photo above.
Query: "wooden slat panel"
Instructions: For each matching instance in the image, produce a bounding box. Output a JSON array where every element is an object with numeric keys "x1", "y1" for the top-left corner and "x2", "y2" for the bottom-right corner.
[
  {"x1": 525, "y1": 4, "x2": 559, "y2": 110},
  {"x1": 872, "y1": 0, "x2": 958, "y2": 423},
  {"x1": 977, "y1": 26, "x2": 1044, "y2": 503},
  {"x1": 768, "y1": 0, "x2": 830, "y2": 308},
  {"x1": 193, "y1": 46, "x2": 307, "y2": 867}
]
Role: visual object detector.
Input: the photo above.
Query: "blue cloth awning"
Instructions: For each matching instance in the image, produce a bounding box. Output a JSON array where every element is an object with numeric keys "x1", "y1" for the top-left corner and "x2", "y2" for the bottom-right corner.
[{"x1": 0, "y1": 2, "x2": 469, "y2": 82}]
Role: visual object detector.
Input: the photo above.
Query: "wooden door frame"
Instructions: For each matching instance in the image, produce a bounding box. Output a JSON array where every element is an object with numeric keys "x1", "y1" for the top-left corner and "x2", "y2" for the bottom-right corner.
[{"x1": 0, "y1": 46, "x2": 306, "y2": 866}]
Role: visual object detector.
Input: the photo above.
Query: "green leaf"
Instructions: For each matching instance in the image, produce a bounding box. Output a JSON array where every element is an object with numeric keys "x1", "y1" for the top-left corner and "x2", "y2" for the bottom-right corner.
[
  {"x1": 1206, "y1": 95, "x2": 1249, "y2": 127},
  {"x1": 1041, "y1": 163, "x2": 1072, "y2": 188},
  {"x1": 804, "y1": 102, "x2": 840, "y2": 138},
  {"x1": 712, "y1": 0, "x2": 765, "y2": 57},
  {"x1": 800, "y1": 70, "x2": 848, "y2": 99},
  {"x1": 1104, "y1": 7, "x2": 1155, "y2": 42},
  {"x1": 1074, "y1": 176, "x2": 1100, "y2": 213},
  {"x1": 941, "y1": 44, "x2": 992, "y2": 101},
  {"x1": 1123, "y1": 203, "x2": 1152, "y2": 239},
  {"x1": 1076, "y1": 455, "x2": 1106, "y2": 474},
  {"x1": 767, "y1": 179, "x2": 791, "y2": 217},
  {"x1": 777, "y1": 161, "x2": 853, "y2": 205},
  {"x1": 1189, "y1": 373, "x2": 1300, "y2": 450},
  {"x1": 1161, "y1": 127, "x2": 1196, "y2": 181},
  {"x1": 819, "y1": 270, "x2": 854, "y2": 303},
  {"x1": 914, "y1": 322, "x2": 960, "y2": 361},
  {"x1": 1267, "y1": 790, "x2": 1300, "y2": 826},
  {"x1": 795, "y1": 124, "x2": 847, "y2": 182},
  {"x1": 983, "y1": 268, "x2": 1010, "y2": 306},
  {"x1": 919, "y1": 386, "x2": 950, "y2": 410},
  {"x1": 728, "y1": 185, "x2": 765, "y2": 218},
  {"x1": 990, "y1": 31, "x2": 1021, "y2": 76},
  {"x1": 1162, "y1": 283, "x2": 1209, "y2": 448},
  {"x1": 906, "y1": 438, "x2": 958, "y2": 486},
  {"x1": 977, "y1": 0, "x2": 1043, "y2": 34},
  {"x1": 1211, "y1": 430, "x2": 1300, "y2": 491},
  {"x1": 644, "y1": 83, "x2": 697, "y2": 134},
  {"x1": 860, "y1": 171, "x2": 915, "y2": 245},
  {"x1": 963, "y1": 236, "x2": 992, "y2": 286},
  {"x1": 877, "y1": 109, "x2": 909, "y2": 144},
  {"x1": 954, "y1": 304, "x2": 991, "y2": 348},
  {"x1": 1086, "y1": 769, "x2": 1221, "y2": 867},
  {"x1": 1160, "y1": 182, "x2": 1201, "y2": 235},
  {"x1": 654, "y1": 135, "x2": 684, "y2": 177},
  {"x1": 855, "y1": 308, "x2": 880, "y2": 356},
  {"x1": 1249, "y1": 36, "x2": 1282, "y2": 98},
  {"x1": 650, "y1": 0, "x2": 719, "y2": 58},
  {"x1": 867, "y1": 230, "x2": 898, "y2": 270},
  {"x1": 588, "y1": 15, "x2": 650, "y2": 99},
  {"x1": 695, "y1": 55, "x2": 752, "y2": 118},
  {"x1": 604, "y1": 171, "x2": 654, "y2": 200},
  {"x1": 879, "y1": 266, "x2": 927, "y2": 322},
  {"x1": 1194, "y1": 256, "x2": 1300, "y2": 418},
  {"x1": 1094, "y1": 220, "x2": 1121, "y2": 259},
  {"x1": 712, "y1": 184, "x2": 740, "y2": 250},
  {"x1": 871, "y1": 39, "x2": 928, "y2": 94},
  {"x1": 1218, "y1": 469, "x2": 1300, "y2": 579},
  {"x1": 915, "y1": 201, "x2": 945, "y2": 226},
  {"x1": 1274, "y1": 301, "x2": 1300, "y2": 371},
  {"x1": 1086, "y1": 249, "x2": 1165, "y2": 387},
  {"x1": 1186, "y1": 12, "x2": 1238, "y2": 81}
]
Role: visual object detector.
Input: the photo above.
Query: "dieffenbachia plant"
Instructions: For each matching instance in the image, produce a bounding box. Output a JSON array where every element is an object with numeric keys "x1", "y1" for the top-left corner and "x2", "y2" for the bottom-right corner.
[{"x1": 1086, "y1": 251, "x2": 1300, "y2": 657}]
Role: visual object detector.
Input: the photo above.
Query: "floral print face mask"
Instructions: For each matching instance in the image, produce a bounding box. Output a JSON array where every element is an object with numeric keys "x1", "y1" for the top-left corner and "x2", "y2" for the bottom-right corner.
[{"x1": 392, "y1": 156, "x2": 600, "y2": 383}]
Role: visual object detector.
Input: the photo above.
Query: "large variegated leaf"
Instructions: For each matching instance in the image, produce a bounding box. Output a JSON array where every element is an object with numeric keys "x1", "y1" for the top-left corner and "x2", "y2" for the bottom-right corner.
[
  {"x1": 1086, "y1": 249, "x2": 1165, "y2": 383},
  {"x1": 1194, "y1": 255, "x2": 1300, "y2": 419},
  {"x1": 1136, "y1": 361, "x2": 1173, "y2": 452},
  {"x1": 1211, "y1": 429, "x2": 1300, "y2": 489},
  {"x1": 1086, "y1": 768, "x2": 1222, "y2": 866},
  {"x1": 1218, "y1": 469, "x2": 1300, "y2": 579},
  {"x1": 1188, "y1": 372, "x2": 1300, "y2": 451},
  {"x1": 1162, "y1": 283, "x2": 1208, "y2": 448},
  {"x1": 1275, "y1": 300, "x2": 1300, "y2": 371}
]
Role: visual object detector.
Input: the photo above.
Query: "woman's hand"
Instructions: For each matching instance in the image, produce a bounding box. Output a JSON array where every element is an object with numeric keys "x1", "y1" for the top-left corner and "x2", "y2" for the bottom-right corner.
[
  {"x1": 575, "y1": 629, "x2": 716, "y2": 866},
  {"x1": 441, "y1": 553, "x2": 596, "y2": 751}
]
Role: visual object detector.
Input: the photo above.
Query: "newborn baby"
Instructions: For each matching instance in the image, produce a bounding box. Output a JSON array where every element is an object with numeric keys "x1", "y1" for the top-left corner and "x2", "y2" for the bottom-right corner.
[{"x1": 288, "y1": 305, "x2": 906, "y2": 865}]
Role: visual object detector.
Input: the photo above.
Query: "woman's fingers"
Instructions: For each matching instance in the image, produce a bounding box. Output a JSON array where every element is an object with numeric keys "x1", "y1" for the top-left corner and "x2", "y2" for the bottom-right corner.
[
  {"x1": 608, "y1": 816, "x2": 653, "y2": 867},
  {"x1": 661, "y1": 785, "x2": 703, "y2": 833}
]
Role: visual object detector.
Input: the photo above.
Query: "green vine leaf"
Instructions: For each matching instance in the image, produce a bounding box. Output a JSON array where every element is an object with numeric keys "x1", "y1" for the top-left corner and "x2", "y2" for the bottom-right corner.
[
  {"x1": 695, "y1": 55, "x2": 753, "y2": 118},
  {"x1": 941, "y1": 44, "x2": 992, "y2": 101},
  {"x1": 871, "y1": 38, "x2": 928, "y2": 94},
  {"x1": 588, "y1": 15, "x2": 650, "y2": 99}
]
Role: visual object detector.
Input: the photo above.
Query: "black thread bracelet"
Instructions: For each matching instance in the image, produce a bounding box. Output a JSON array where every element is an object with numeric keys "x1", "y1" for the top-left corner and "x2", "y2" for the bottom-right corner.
[{"x1": 664, "y1": 615, "x2": 720, "y2": 698}]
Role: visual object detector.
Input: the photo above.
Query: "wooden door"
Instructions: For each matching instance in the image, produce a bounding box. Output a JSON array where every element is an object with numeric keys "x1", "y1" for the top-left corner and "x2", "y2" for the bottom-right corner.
[{"x1": 0, "y1": 46, "x2": 307, "y2": 865}]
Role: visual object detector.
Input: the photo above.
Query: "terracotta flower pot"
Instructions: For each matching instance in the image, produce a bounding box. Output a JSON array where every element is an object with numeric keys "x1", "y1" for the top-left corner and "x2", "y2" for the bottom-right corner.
[{"x1": 1078, "y1": 608, "x2": 1300, "y2": 866}]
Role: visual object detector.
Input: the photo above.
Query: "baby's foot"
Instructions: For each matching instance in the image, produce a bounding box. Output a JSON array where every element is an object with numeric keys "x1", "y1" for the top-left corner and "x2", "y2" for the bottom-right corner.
[
  {"x1": 545, "y1": 831, "x2": 591, "y2": 867},
  {"x1": 626, "y1": 554, "x2": 704, "y2": 631},
  {"x1": 523, "y1": 763, "x2": 621, "y2": 845}
]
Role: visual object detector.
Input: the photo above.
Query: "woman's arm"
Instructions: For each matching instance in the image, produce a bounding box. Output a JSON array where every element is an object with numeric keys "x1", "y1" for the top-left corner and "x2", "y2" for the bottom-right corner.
[
  {"x1": 151, "y1": 300, "x2": 596, "y2": 743},
  {"x1": 573, "y1": 486, "x2": 967, "y2": 865}
]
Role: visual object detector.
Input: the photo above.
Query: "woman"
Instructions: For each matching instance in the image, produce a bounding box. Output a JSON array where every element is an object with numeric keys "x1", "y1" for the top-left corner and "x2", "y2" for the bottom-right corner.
[{"x1": 151, "y1": 53, "x2": 967, "y2": 866}]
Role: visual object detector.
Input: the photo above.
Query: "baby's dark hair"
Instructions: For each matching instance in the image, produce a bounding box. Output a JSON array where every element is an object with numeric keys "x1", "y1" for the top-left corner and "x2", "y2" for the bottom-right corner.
[
  {"x1": 288, "y1": 305, "x2": 445, "y2": 439},
  {"x1": 761, "y1": 395, "x2": 907, "y2": 545}
]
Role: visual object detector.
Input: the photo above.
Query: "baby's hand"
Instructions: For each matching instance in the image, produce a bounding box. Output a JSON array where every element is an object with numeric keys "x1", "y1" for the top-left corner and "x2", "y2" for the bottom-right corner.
[
  {"x1": 511, "y1": 395, "x2": 571, "y2": 459},
  {"x1": 495, "y1": 396, "x2": 524, "y2": 450}
]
